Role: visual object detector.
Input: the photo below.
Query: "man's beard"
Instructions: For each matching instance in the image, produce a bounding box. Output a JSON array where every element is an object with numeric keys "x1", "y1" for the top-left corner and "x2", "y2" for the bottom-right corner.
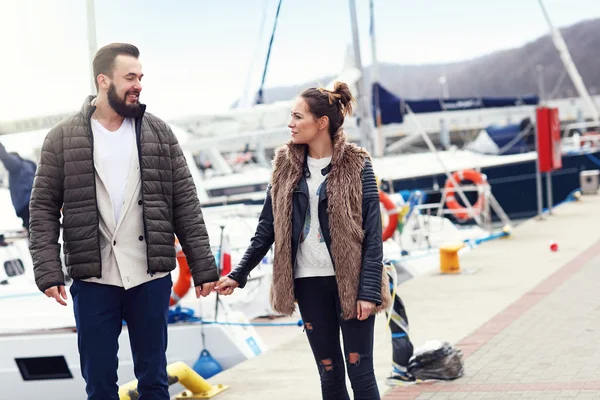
[{"x1": 107, "y1": 83, "x2": 143, "y2": 118}]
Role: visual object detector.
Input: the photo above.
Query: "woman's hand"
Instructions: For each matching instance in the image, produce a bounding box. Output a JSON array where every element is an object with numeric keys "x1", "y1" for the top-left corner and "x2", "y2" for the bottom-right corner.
[
  {"x1": 215, "y1": 276, "x2": 240, "y2": 295},
  {"x1": 357, "y1": 300, "x2": 375, "y2": 320}
]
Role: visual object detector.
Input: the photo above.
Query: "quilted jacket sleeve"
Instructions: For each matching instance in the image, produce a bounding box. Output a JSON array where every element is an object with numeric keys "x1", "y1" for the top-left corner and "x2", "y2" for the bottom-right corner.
[
  {"x1": 358, "y1": 158, "x2": 384, "y2": 305},
  {"x1": 29, "y1": 133, "x2": 65, "y2": 292},
  {"x1": 227, "y1": 185, "x2": 275, "y2": 288},
  {"x1": 167, "y1": 128, "x2": 219, "y2": 287}
]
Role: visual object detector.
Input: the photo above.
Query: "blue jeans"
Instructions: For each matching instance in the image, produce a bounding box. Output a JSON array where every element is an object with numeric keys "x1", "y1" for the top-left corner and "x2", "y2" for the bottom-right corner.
[
  {"x1": 294, "y1": 276, "x2": 380, "y2": 400},
  {"x1": 70, "y1": 274, "x2": 172, "y2": 400}
]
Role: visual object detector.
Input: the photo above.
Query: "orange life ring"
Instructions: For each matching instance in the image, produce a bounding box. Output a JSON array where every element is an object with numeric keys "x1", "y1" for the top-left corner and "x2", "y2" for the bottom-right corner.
[
  {"x1": 379, "y1": 190, "x2": 398, "y2": 242},
  {"x1": 170, "y1": 239, "x2": 193, "y2": 306},
  {"x1": 444, "y1": 169, "x2": 486, "y2": 220}
]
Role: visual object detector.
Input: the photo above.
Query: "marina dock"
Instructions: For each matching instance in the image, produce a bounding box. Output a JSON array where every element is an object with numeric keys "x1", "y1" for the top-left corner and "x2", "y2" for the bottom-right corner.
[{"x1": 200, "y1": 192, "x2": 600, "y2": 399}]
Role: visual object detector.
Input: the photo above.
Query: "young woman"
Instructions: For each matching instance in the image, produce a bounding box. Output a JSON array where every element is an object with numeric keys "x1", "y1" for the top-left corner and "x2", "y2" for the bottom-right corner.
[{"x1": 216, "y1": 81, "x2": 391, "y2": 399}]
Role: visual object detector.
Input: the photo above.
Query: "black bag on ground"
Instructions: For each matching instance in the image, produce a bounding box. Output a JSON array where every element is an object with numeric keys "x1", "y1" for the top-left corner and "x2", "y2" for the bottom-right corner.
[{"x1": 408, "y1": 341, "x2": 464, "y2": 381}]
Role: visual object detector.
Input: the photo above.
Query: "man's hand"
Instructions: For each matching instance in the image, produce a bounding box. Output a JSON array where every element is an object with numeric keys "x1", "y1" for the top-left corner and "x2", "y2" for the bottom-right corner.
[
  {"x1": 357, "y1": 300, "x2": 375, "y2": 321},
  {"x1": 214, "y1": 276, "x2": 239, "y2": 296},
  {"x1": 195, "y1": 281, "x2": 217, "y2": 298},
  {"x1": 44, "y1": 285, "x2": 67, "y2": 306}
]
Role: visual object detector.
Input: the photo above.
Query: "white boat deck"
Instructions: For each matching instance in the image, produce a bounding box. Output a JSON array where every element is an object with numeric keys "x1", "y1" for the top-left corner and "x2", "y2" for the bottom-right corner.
[{"x1": 371, "y1": 149, "x2": 536, "y2": 182}]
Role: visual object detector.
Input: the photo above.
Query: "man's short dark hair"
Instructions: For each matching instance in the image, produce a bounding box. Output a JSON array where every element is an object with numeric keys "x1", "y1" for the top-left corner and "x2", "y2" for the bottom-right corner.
[{"x1": 92, "y1": 43, "x2": 140, "y2": 90}]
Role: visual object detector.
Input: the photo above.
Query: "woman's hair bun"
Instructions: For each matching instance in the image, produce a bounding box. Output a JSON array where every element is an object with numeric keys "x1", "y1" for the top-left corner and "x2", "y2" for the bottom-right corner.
[{"x1": 332, "y1": 81, "x2": 355, "y2": 117}]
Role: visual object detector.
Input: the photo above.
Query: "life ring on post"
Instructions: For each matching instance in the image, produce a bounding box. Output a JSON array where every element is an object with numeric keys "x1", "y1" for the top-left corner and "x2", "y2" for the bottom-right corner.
[
  {"x1": 379, "y1": 190, "x2": 398, "y2": 242},
  {"x1": 170, "y1": 239, "x2": 193, "y2": 306},
  {"x1": 444, "y1": 169, "x2": 486, "y2": 220}
]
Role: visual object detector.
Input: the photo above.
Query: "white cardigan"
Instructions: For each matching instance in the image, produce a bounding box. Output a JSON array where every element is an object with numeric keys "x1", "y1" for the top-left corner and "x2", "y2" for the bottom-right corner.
[{"x1": 82, "y1": 137, "x2": 169, "y2": 289}]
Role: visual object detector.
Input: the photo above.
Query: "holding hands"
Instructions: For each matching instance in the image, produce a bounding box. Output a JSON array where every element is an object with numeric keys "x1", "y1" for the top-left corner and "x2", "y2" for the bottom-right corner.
[
  {"x1": 195, "y1": 281, "x2": 217, "y2": 298},
  {"x1": 214, "y1": 276, "x2": 239, "y2": 295}
]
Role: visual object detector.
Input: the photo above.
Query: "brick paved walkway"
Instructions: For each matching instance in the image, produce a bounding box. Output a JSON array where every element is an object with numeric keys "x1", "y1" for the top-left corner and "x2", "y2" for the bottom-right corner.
[
  {"x1": 384, "y1": 239, "x2": 600, "y2": 400},
  {"x1": 203, "y1": 196, "x2": 600, "y2": 400}
]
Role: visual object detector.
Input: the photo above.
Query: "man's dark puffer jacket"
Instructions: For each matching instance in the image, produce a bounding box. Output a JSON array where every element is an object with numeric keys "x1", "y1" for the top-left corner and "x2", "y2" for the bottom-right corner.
[{"x1": 30, "y1": 96, "x2": 218, "y2": 292}]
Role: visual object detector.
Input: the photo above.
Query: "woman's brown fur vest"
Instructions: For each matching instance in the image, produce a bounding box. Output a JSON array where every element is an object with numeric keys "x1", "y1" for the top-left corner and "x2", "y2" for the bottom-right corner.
[{"x1": 269, "y1": 130, "x2": 392, "y2": 320}]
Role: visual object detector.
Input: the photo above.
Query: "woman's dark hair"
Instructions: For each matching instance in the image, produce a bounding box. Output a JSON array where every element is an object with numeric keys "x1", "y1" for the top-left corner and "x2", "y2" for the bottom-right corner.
[{"x1": 300, "y1": 81, "x2": 355, "y2": 137}]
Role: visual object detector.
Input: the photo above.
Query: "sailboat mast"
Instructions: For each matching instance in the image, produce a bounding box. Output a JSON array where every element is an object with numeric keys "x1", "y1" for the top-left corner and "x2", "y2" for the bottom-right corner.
[
  {"x1": 86, "y1": 0, "x2": 98, "y2": 96},
  {"x1": 537, "y1": 0, "x2": 599, "y2": 123},
  {"x1": 255, "y1": 0, "x2": 284, "y2": 105},
  {"x1": 348, "y1": 0, "x2": 375, "y2": 155},
  {"x1": 369, "y1": 0, "x2": 384, "y2": 157}
]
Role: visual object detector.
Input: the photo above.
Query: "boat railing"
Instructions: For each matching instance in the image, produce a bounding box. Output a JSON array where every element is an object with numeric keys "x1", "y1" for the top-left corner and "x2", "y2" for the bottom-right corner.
[
  {"x1": 560, "y1": 121, "x2": 600, "y2": 151},
  {"x1": 396, "y1": 104, "x2": 513, "y2": 237},
  {"x1": 562, "y1": 121, "x2": 600, "y2": 136},
  {"x1": 379, "y1": 183, "x2": 513, "y2": 255},
  {"x1": 384, "y1": 183, "x2": 509, "y2": 239}
]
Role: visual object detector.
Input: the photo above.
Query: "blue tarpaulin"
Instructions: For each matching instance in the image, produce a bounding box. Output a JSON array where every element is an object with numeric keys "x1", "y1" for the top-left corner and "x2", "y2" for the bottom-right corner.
[
  {"x1": 486, "y1": 123, "x2": 529, "y2": 154},
  {"x1": 372, "y1": 83, "x2": 404, "y2": 124},
  {"x1": 466, "y1": 118, "x2": 534, "y2": 155},
  {"x1": 372, "y1": 83, "x2": 539, "y2": 126}
]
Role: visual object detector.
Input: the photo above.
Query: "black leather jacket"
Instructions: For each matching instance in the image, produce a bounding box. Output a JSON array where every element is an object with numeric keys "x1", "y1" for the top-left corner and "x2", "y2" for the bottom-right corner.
[{"x1": 228, "y1": 158, "x2": 384, "y2": 305}]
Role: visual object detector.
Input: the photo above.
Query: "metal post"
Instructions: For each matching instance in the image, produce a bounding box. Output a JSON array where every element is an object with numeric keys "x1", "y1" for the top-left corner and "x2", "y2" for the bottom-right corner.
[
  {"x1": 440, "y1": 117, "x2": 450, "y2": 149},
  {"x1": 487, "y1": 192, "x2": 512, "y2": 229},
  {"x1": 536, "y1": 64, "x2": 545, "y2": 104},
  {"x1": 534, "y1": 127, "x2": 544, "y2": 219},
  {"x1": 484, "y1": 186, "x2": 492, "y2": 234},
  {"x1": 369, "y1": 0, "x2": 384, "y2": 157},
  {"x1": 217, "y1": 224, "x2": 225, "y2": 276},
  {"x1": 349, "y1": 0, "x2": 375, "y2": 155},
  {"x1": 86, "y1": 0, "x2": 98, "y2": 96},
  {"x1": 215, "y1": 224, "x2": 225, "y2": 320},
  {"x1": 546, "y1": 172, "x2": 553, "y2": 215},
  {"x1": 439, "y1": 76, "x2": 449, "y2": 99}
]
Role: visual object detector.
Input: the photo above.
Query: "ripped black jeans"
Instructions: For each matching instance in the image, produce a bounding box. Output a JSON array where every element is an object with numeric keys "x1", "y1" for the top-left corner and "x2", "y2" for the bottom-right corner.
[{"x1": 294, "y1": 276, "x2": 380, "y2": 400}]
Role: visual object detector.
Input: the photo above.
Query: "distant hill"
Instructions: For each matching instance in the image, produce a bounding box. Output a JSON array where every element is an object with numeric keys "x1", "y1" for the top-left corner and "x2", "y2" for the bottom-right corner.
[{"x1": 259, "y1": 18, "x2": 600, "y2": 103}]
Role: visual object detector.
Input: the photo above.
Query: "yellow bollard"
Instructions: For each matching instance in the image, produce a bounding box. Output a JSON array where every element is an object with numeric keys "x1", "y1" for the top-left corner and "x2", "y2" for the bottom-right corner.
[
  {"x1": 118, "y1": 379, "x2": 139, "y2": 400},
  {"x1": 439, "y1": 242, "x2": 465, "y2": 274},
  {"x1": 118, "y1": 361, "x2": 229, "y2": 400}
]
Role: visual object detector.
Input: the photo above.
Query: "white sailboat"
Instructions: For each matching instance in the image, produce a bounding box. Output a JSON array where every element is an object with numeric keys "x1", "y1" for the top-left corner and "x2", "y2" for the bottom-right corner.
[{"x1": 0, "y1": 206, "x2": 269, "y2": 399}]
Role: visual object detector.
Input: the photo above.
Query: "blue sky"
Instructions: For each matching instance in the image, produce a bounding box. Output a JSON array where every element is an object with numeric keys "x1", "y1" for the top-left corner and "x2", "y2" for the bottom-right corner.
[{"x1": 1, "y1": 0, "x2": 599, "y2": 120}]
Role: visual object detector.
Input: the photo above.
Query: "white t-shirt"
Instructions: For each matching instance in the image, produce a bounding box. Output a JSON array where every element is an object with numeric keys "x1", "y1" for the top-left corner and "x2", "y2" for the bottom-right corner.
[
  {"x1": 91, "y1": 118, "x2": 134, "y2": 224},
  {"x1": 294, "y1": 156, "x2": 335, "y2": 279}
]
